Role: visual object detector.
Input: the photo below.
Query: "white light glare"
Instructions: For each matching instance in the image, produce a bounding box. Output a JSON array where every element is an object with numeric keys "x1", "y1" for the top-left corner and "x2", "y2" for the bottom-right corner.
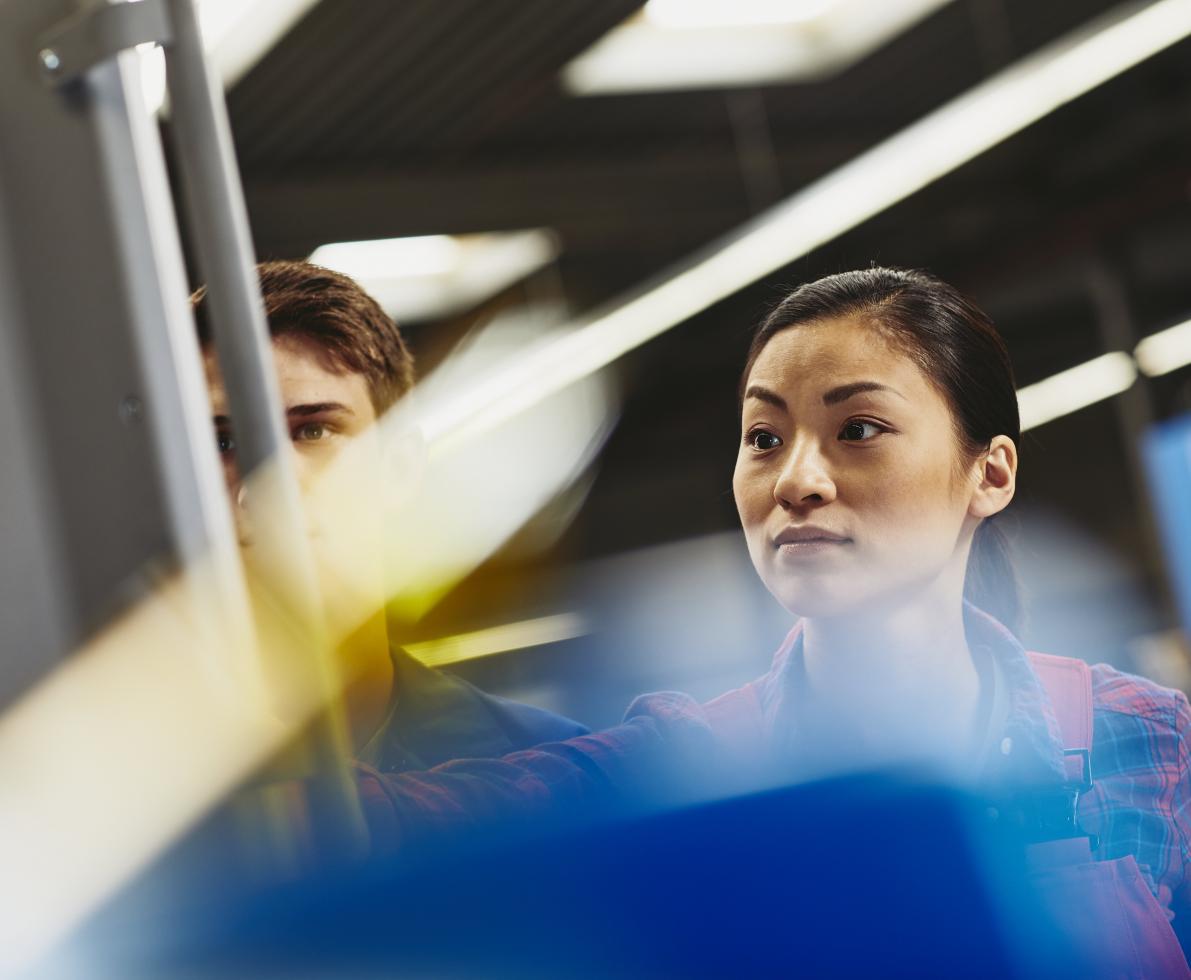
[
  {"x1": 644, "y1": 0, "x2": 836, "y2": 29},
  {"x1": 1017, "y1": 352, "x2": 1137, "y2": 433},
  {"x1": 1135, "y1": 317, "x2": 1191, "y2": 377},
  {"x1": 136, "y1": 42, "x2": 167, "y2": 116}
]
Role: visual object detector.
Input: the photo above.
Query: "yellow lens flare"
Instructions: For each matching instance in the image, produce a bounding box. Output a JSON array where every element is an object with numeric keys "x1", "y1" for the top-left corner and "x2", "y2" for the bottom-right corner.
[
  {"x1": 0, "y1": 320, "x2": 615, "y2": 973},
  {"x1": 407, "y1": 613, "x2": 588, "y2": 670}
]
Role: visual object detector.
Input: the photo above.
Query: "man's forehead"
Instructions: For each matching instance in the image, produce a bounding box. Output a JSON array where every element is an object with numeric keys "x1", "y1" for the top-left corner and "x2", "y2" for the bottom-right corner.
[{"x1": 203, "y1": 337, "x2": 374, "y2": 420}]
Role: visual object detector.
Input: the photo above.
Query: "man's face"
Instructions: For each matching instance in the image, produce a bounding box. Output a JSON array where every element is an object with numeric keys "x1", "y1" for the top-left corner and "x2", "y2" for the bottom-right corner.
[
  {"x1": 204, "y1": 332, "x2": 394, "y2": 745},
  {"x1": 203, "y1": 333, "x2": 378, "y2": 545}
]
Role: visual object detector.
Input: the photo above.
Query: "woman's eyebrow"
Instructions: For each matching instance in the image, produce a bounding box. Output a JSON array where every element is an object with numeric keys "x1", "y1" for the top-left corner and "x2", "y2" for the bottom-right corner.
[
  {"x1": 822, "y1": 381, "x2": 905, "y2": 406},
  {"x1": 743, "y1": 385, "x2": 787, "y2": 410}
]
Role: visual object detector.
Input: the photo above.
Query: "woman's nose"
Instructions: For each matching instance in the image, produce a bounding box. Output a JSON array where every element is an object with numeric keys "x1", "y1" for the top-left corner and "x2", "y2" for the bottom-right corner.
[{"x1": 773, "y1": 441, "x2": 837, "y2": 508}]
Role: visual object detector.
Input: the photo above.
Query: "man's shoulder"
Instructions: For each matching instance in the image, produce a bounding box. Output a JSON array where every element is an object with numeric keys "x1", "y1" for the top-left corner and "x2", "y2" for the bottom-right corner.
[{"x1": 375, "y1": 647, "x2": 589, "y2": 771}]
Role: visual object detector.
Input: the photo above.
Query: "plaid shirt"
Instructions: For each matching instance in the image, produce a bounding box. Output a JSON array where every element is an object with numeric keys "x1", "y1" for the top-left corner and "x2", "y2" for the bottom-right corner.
[
  {"x1": 1081, "y1": 661, "x2": 1191, "y2": 916},
  {"x1": 358, "y1": 607, "x2": 1191, "y2": 922},
  {"x1": 748, "y1": 606, "x2": 1191, "y2": 917}
]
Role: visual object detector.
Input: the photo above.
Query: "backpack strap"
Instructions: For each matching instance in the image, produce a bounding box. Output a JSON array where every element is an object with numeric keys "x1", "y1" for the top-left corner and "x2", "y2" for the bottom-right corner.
[{"x1": 1026, "y1": 652, "x2": 1093, "y2": 789}]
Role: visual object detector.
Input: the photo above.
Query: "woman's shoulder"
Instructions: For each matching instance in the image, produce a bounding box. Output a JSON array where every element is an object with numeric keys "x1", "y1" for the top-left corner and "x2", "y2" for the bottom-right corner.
[
  {"x1": 1025, "y1": 648, "x2": 1190, "y2": 733},
  {"x1": 1087, "y1": 660, "x2": 1191, "y2": 733}
]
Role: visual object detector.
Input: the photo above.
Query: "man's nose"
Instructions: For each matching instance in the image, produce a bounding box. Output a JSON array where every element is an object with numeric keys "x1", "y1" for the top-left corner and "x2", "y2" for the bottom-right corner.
[{"x1": 227, "y1": 446, "x2": 320, "y2": 535}]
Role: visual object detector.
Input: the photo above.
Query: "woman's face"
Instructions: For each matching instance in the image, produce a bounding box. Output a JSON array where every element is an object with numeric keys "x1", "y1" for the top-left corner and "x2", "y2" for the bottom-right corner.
[{"x1": 733, "y1": 316, "x2": 982, "y2": 619}]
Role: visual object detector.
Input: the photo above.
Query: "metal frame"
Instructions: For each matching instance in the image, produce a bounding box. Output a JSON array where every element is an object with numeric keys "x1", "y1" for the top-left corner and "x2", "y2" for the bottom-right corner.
[{"x1": 0, "y1": 0, "x2": 362, "y2": 849}]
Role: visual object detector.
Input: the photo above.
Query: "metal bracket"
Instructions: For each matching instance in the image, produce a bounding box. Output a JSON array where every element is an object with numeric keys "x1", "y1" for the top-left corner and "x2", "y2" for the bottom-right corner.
[
  {"x1": 36, "y1": 0, "x2": 174, "y2": 87},
  {"x1": 1063, "y1": 747, "x2": 1094, "y2": 793}
]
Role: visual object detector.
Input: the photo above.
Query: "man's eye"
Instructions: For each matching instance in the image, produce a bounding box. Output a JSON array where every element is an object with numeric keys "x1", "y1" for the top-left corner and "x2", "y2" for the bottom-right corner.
[
  {"x1": 293, "y1": 421, "x2": 327, "y2": 442},
  {"x1": 746, "y1": 429, "x2": 781, "y2": 451},
  {"x1": 839, "y1": 420, "x2": 884, "y2": 442},
  {"x1": 216, "y1": 431, "x2": 235, "y2": 455}
]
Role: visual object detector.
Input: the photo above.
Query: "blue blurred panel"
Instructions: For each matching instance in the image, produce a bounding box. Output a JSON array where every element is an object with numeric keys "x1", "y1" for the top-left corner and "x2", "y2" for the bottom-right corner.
[
  {"x1": 1144, "y1": 413, "x2": 1191, "y2": 633},
  {"x1": 71, "y1": 775, "x2": 1091, "y2": 978}
]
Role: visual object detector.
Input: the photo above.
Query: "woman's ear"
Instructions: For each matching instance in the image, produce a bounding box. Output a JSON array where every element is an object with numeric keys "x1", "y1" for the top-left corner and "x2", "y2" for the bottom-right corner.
[{"x1": 969, "y1": 435, "x2": 1017, "y2": 519}]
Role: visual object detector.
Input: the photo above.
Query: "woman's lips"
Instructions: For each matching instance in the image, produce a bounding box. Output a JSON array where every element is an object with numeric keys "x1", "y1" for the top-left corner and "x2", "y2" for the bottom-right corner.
[{"x1": 772, "y1": 526, "x2": 851, "y2": 556}]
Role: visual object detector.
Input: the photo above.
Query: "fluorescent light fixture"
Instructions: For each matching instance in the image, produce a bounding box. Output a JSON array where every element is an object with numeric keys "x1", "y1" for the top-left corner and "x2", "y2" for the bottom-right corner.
[
  {"x1": 446, "y1": 0, "x2": 1191, "y2": 436},
  {"x1": 407, "y1": 613, "x2": 587, "y2": 669},
  {"x1": 1135, "y1": 316, "x2": 1191, "y2": 377},
  {"x1": 1017, "y1": 352, "x2": 1137, "y2": 432},
  {"x1": 309, "y1": 230, "x2": 560, "y2": 324},
  {"x1": 135, "y1": 0, "x2": 320, "y2": 116},
  {"x1": 564, "y1": 0, "x2": 951, "y2": 94},
  {"x1": 310, "y1": 234, "x2": 462, "y2": 279},
  {"x1": 200, "y1": 0, "x2": 323, "y2": 89},
  {"x1": 644, "y1": 0, "x2": 838, "y2": 29}
]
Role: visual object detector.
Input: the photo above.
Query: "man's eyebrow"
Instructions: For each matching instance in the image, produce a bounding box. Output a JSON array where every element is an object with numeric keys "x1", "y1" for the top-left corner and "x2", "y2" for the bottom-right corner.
[
  {"x1": 743, "y1": 385, "x2": 788, "y2": 411},
  {"x1": 212, "y1": 403, "x2": 355, "y2": 425},
  {"x1": 822, "y1": 381, "x2": 905, "y2": 406},
  {"x1": 285, "y1": 402, "x2": 354, "y2": 418}
]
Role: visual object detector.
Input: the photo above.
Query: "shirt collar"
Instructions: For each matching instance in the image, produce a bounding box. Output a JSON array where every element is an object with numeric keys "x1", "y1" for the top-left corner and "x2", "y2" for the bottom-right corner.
[
  {"x1": 755, "y1": 602, "x2": 1068, "y2": 786},
  {"x1": 358, "y1": 646, "x2": 520, "y2": 772}
]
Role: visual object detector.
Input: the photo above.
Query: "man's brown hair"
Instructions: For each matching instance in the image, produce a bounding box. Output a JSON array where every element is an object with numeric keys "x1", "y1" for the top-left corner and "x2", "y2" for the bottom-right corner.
[{"x1": 192, "y1": 259, "x2": 415, "y2": 414}]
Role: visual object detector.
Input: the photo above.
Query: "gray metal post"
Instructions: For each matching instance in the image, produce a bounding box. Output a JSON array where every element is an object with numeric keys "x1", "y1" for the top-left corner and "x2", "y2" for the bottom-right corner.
[{"x1": 159, "y1": 0, "x2": 365, "y2": 853}]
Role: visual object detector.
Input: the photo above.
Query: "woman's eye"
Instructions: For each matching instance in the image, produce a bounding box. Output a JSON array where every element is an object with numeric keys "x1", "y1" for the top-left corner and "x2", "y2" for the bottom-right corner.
[
  {"x1": 216, "y1": 431, "x2": 235, "y2": 455},
  {"x1": 839, "y1": 420, "x2": 884, "y2": 442},
  {"x1": 293, "y1": 421, "x2": 327, "y2": 443},
  {"x1": 746, "y1": 429, "x2": 781, "y2": 451}
]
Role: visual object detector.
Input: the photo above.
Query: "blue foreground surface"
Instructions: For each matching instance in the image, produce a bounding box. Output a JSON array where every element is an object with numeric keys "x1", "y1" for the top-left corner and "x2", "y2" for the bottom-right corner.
[{"x1": 64, "y1": 772, "x2": 1096, "y2": 978}]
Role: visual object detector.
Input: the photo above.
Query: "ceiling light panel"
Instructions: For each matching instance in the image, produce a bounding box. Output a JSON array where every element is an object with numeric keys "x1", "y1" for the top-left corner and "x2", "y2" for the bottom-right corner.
[
  {"x1": 308, "y1": 230, "x2": 560, "y2": 324},
  {"x1": 644, "y1": 0, "x2": 838, "y2": 29},
  {"x1": 563, "y1": 0, "x2": 952, "y2": 94}
]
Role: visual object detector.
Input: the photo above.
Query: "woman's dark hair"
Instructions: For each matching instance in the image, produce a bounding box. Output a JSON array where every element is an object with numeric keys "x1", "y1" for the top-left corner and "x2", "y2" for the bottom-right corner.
[{"x1": 742, "y1": 267, "x2": 1023, "y2": 633}]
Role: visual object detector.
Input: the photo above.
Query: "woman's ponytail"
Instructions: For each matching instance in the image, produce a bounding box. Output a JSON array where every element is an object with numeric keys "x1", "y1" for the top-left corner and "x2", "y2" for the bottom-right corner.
[{"x1": 964, "y1": 518, "x2": 1023, "y2": 636}]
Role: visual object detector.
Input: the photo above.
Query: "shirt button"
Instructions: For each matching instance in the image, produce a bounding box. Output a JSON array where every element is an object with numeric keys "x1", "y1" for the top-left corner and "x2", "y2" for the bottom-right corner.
[{"x1": 1000, "y1": 737, "x2": 1013, "y2": 756}]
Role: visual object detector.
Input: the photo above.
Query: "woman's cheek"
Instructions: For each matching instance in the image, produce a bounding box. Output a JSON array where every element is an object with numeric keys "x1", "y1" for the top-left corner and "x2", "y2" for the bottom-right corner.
[{"x1": 733, "y1": 465, "x2": 769, "y2": 528}]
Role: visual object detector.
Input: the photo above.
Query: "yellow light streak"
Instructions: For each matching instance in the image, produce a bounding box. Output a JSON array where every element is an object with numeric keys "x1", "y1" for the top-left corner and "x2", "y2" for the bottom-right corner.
[
  {"x1": 407, "y1": 613, "x2": 588, "y2": 669},
  {"x1": 0, "y1": 324, "x2": 614, "y2": 973}
]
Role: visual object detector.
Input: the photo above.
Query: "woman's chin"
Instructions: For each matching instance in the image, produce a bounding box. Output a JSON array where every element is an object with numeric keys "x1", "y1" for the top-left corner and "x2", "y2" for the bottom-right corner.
[
  {"x1": 769, "y1": 583, "x2": 862, "y2": 621},
  {"x1": 763, "y1": 563, "x2": 899, "y2": 620},
  {"x1": 769, "y1": 569, "x2": 947, "y2": 622}
]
